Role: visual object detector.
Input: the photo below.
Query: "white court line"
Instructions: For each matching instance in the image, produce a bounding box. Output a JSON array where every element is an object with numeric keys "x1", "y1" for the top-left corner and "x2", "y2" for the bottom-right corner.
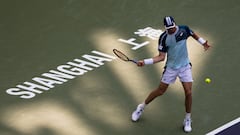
[{"x1": 206, "y1": 117, "x2": 240, "y2": 135}]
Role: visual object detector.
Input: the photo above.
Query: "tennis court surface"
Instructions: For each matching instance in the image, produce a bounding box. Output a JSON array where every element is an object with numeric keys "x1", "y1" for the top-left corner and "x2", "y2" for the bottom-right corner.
[
  {"x1": 206, "y1": 117, "x2": 240, "y2": 135},
  {"x1": 1, "y1": 0, "x2": 240, "y2": 135}
]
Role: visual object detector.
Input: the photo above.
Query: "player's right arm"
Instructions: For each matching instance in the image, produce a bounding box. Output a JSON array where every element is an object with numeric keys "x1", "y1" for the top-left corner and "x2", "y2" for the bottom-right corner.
[
  {"x1": 137, "y1": 32, "x2": 167, "y2": 67},
  {"x1": 137, "y1": 52, "x2": 166, "y2": 66}
]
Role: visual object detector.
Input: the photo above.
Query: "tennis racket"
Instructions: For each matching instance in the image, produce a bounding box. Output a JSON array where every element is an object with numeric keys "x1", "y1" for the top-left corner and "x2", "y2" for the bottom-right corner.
[{"x1": 113, "y1": 49, "x2": 137, "y2": 64}]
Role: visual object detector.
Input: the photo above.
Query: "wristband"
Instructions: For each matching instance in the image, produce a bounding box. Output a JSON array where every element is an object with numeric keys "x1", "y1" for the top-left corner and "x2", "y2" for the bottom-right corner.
[
  {"x1": 144, "y1": 58, "x2": 154, "y2": 65},
  {"x1": 198, "y1": 37, "x2": 206, "y2": 45}
]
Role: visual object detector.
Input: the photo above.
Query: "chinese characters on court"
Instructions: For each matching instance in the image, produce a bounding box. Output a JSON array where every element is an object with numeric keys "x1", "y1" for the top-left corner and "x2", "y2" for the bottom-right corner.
[{"x1": 118, "y1": 27, "x2": 163, "y2": 50}]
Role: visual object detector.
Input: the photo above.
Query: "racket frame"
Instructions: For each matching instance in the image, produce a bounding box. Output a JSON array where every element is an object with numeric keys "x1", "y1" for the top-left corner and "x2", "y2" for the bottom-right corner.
[{"x1": 113, "y1": 49, "x2": 137, "y2": 64}]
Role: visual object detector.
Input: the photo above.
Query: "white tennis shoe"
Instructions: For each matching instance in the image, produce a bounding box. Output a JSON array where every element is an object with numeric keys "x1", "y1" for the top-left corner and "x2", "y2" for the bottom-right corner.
[
  {"x1": 131, "y1": 104, "x2": 145, "y2": 121},
  {"x1": 183, "y1": 118, "x2": 192, "y2": 132}
]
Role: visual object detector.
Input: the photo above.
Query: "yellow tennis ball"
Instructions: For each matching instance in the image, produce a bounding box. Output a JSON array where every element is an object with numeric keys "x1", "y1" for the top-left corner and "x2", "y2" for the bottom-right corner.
[{"x1": 205, "y1": 78, "x2": 211, "y2": 83}]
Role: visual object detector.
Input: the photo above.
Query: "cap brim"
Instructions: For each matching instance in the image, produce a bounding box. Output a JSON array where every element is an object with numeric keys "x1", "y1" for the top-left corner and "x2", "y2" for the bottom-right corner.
[{"x1": 165, "y1": 23, "x2": 176, "y2": 29}]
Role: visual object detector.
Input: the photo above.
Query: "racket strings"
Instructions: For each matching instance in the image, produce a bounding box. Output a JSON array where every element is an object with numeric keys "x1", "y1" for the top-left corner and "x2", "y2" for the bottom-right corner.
[{"x1": 113, "y1": 49, "x2": 129, "y2": 61}]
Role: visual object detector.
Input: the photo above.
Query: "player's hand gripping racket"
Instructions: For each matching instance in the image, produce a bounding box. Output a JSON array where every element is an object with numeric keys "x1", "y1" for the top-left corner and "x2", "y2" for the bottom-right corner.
[{"x1": 113, "y1": 49, "x2": 137, "y2": 64}]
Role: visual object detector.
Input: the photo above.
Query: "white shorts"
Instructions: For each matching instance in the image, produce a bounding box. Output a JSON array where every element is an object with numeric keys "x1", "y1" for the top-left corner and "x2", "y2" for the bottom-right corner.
[{"x1": 161, "y1": 64, "x2": 193, "y2": 84}]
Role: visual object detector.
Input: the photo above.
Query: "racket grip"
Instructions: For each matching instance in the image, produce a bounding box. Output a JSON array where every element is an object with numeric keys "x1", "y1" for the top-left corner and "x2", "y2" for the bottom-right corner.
[{"x1": 132, "y1": 60, "x2": 138, "y2": 64}]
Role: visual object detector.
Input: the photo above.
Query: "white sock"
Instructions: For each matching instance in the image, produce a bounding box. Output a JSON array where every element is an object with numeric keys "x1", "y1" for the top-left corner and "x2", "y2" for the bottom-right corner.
[
  {"x1": 185, "y1": 113, "x2": 191, "y2": 119},
  {"x1": 141, "y1": 102, "x2": 146, "y2": 108}
]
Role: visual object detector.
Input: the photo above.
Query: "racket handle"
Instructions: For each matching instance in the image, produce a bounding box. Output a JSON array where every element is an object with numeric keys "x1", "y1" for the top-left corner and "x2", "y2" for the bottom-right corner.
[{"x1": 131, "y1": 60, "x2": 137, "y2": 64}]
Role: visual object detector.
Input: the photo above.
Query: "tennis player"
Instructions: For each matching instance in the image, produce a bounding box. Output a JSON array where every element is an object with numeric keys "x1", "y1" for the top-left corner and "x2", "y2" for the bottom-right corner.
[{"x1": 131, "y1": 16, "x2": 210, "y2": 133}]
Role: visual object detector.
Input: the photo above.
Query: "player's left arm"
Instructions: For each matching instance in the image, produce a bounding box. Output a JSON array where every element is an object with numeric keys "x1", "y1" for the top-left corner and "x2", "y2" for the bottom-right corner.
[{"x1": 191, "y1": 33, "x2": 211, "y2": 51}]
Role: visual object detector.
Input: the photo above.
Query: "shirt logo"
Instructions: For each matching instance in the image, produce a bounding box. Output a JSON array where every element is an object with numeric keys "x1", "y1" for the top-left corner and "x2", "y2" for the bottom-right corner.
[{"x1": 180, "y1": 32, "x2": 183, "y2": 36}]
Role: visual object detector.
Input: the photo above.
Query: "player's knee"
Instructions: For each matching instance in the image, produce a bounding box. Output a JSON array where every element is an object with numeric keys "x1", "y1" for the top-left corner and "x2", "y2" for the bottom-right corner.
[
  {"x1": 185, "y1": 90, "x2": 192, "y2": 97},
  {"x1": 156, "y1": 83, "x2": 168, "y2": 96},
  {"x1": 157, "y1": 91, "x2": 164, "y2": 96},
  {"x1": 156, "y1": 88, "x2": 166, "y2": 96}
]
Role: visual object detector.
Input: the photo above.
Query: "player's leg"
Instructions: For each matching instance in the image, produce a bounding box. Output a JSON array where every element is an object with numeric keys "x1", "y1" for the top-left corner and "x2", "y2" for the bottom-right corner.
[
  {"x1": 145, "y1": 82, "x2": 169, "y2": 104},
  {"x1": 179, "y1": 64, "x2": 193, "y2": 132},
  {"x1": 131, "y1": 67, "x2": 176, "y2": 122},
  {"x1": 182, "y1": 82, "x2": 192, "y2": 114},
  {"x1": 131, "y1": 82, "x2": 169, "y2": 121},
  {"x1": 182, "y1": 82, "x2": 192, "y2": 132}
]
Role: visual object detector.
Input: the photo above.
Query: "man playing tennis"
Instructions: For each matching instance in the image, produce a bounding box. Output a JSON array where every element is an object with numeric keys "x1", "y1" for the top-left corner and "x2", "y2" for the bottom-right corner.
[{"x1": 131, "y1": 16, "x2": 210, "y2": 133}]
